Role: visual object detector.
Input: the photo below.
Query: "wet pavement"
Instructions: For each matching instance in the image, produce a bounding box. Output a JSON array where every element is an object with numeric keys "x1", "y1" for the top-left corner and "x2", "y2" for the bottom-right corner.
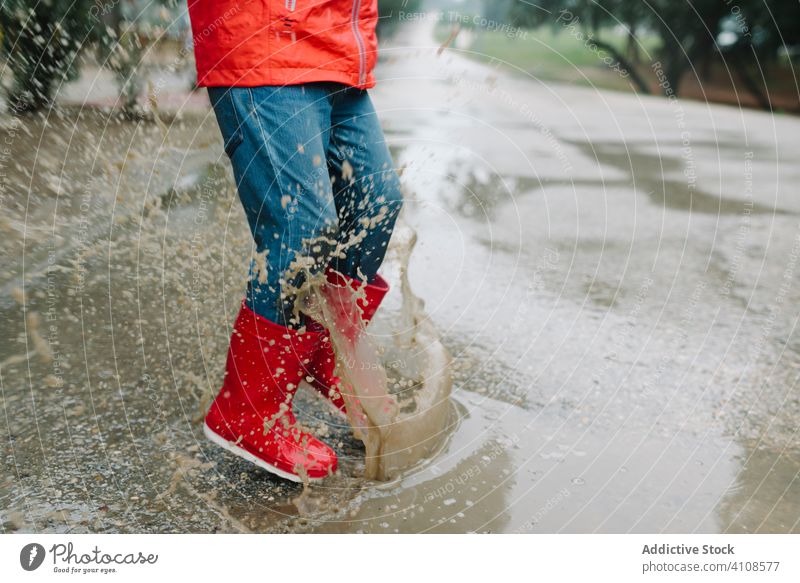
[{"x1": 1, "y1": 18, "x2": 799, "y2": 533}]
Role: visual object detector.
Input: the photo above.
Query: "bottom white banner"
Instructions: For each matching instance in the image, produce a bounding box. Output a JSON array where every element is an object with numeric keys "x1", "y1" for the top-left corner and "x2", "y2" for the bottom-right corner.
[{"x1": 1, "y1": 534, "x2": 797, "y2": 582}]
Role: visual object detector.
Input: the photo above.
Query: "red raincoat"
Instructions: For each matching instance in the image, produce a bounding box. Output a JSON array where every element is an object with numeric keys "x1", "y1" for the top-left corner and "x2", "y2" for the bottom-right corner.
[{"x1": 188, "y1": 0, "x2": 379, "y2": 89}]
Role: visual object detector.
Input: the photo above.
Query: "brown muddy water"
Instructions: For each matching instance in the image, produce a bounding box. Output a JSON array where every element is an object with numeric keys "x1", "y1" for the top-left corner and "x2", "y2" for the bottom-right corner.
[{"x1": 2, "y1": 20, "x2": 800, "y2": 533}]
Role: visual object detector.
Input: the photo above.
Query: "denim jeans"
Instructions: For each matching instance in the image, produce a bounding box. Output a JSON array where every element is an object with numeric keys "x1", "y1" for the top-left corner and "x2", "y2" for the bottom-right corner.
[{"x1": 208, "y1": 83, "x2": 403, "y2": 328}]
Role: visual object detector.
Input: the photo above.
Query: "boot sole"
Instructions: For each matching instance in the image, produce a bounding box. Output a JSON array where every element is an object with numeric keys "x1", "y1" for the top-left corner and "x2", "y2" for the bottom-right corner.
[{"x1": 203, "y1": 422, "x2": 327, "y2": 484}]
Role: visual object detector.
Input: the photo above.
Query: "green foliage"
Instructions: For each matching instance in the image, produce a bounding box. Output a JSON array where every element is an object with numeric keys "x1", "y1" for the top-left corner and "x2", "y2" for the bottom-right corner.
[
  {"x1": 505, "y1": 0, "x2": 800, "y2": 97},
  {"x1": 0, "y1": 0, "x2": 97, "y2": 112},
  {"x1": 727, "y1": 0, "x2": 800, "y2": 60}
]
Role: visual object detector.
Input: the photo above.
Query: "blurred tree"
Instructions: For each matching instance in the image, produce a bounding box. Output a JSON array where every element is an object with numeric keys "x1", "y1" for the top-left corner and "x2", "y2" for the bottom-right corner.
[
  {"x1": 606, "y1": 0, "x2": 648, "y2": 63},
  {"x1": 378, "y1": 0, "x2": 423, "y2": 36},
  {"x1": 505, "y1": 0, "x2": 651, "y2": 93},
  {"x1": 642, "y1": 0, "x2": 729, "y2": 96},
  {"x1": 96, "y1": 0, "x2": 185, "y2": 116},
  {"x1": 505, "y1": 0, "x2": 800, "y2": 108},
  {"x1": 0, "y1": 0, "x2": 95, "y2": 112},
  {"x1": 96, "y1": 1, "x2": 149, "y2": 115},
  {"x1": 481, "y1": 0, "x2": 515, "y2": 22},
  {"x1": 0, "y1": 0, "x2": 183, "y2": 114},
  {"x1": 718, "y1": 0, "x2": 800, "y2": 110},
  {"x1": 94, "y1": 0, "x2": 181, "y2": 116}
]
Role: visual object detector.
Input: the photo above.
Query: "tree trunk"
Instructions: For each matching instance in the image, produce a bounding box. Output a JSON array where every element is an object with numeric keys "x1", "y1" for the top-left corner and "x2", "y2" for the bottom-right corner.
[
  {"x1": 732, "y1": 50, "x2": 772, "y2": 111},
  {"x1": 591, "y1": 38, "x2": 651, "y2": 94},
  {"x1": 625, "y1": 25, "x2": 640, "y2": 64}
]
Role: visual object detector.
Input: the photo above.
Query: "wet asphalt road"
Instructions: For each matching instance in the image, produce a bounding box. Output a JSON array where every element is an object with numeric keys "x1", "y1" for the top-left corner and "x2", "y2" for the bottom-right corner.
[{"x1": 1, "y1": 19, "x2": 799, "y2": 533}]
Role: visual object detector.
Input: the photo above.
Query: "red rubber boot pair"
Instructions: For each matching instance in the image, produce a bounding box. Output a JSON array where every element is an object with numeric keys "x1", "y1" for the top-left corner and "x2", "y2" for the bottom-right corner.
[
  {"x1": 303, "y1": 268, "x2": 390, "y2": 415},
  {"x1": 203, "y1": 270, "x2": 389, "y2": 482}
]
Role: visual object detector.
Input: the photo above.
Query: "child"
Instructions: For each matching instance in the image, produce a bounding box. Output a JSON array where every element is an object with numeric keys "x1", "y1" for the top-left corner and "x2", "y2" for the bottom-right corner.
[{"x1": 188, "y1": 1, "x2": 403, "y2": 481}]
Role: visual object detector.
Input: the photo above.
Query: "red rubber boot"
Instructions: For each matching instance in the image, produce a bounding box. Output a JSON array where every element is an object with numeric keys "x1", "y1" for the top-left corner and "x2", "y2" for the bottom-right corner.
[
  {"x1": 203, "y1": 302, "x2": 338, "y2": 482},
  {"x1": 304, "y1": 268, "x2": 390, "y2": 414}
]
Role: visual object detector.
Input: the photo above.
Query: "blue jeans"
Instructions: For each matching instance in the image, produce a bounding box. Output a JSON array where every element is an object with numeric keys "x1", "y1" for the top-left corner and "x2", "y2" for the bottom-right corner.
[{"x1": 208, "y1": 83, "x2": 403, "y2": 328}]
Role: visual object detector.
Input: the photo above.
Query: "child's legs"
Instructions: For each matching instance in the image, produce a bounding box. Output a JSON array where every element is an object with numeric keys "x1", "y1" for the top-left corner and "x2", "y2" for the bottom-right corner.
[
  {"x1": 326, "y1": 87, "x2": 403, "y2": 283},
  {"x1": 208, "y1": 84, "x2": 339, "y2": 327}
]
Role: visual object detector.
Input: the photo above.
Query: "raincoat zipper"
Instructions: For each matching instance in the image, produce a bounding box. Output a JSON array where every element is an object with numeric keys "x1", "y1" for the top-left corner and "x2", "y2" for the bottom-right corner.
[{"x1": 350, "y1": 0, "x2": 367, "y2": 86}]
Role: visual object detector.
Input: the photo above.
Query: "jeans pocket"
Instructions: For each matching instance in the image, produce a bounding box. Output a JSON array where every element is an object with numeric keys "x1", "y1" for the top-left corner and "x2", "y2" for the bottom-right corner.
[{"x1": 208, "y1": 87, "x2": 244, "y2": 158}]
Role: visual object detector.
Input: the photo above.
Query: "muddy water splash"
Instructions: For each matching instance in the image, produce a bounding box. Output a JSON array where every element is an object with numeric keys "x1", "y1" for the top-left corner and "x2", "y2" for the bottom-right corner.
[{"x1": 295, "y1": 219, "x2": 452, "y2": 481}]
